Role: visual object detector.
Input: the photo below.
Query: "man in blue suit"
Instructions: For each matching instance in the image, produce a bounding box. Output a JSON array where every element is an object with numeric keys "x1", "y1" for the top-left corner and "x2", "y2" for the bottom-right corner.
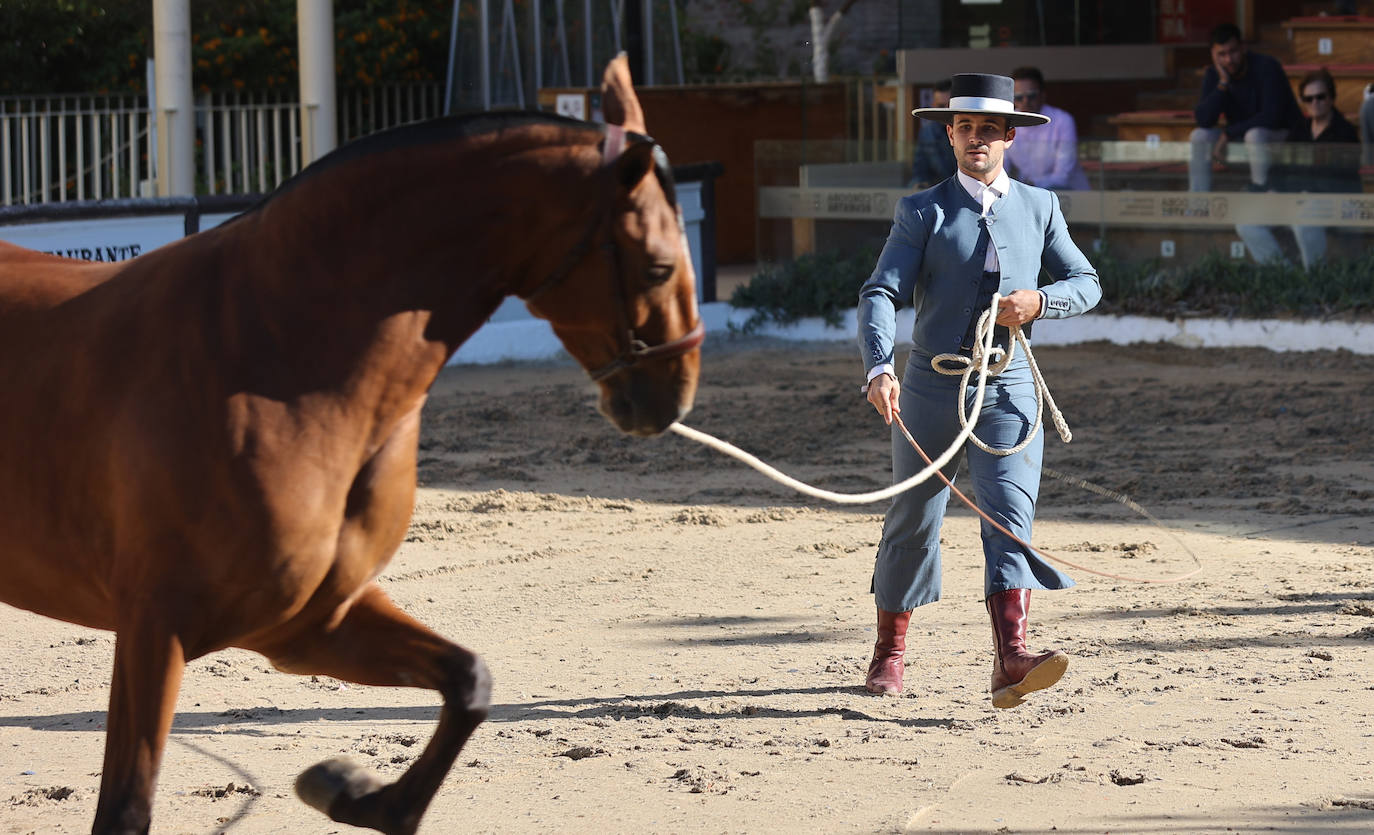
[{"x1": 856, "y1": 73, "x2": 1101, "y2": 707}]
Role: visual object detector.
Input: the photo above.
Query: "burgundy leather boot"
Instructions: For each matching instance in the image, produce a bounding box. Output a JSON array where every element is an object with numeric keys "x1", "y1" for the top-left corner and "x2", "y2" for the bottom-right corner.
[
  {"x1": 865, "y1": 608, "x2": 912, "y2": 695},
  {"x1": 986, "y1": 588, "x2": 1068, "y2": 709}
]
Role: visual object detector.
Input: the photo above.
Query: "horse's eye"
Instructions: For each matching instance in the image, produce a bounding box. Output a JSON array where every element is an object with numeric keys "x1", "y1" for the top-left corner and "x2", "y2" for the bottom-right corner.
[{"x1": 646, "y1": 261, "x2": 675, "y2": 284}]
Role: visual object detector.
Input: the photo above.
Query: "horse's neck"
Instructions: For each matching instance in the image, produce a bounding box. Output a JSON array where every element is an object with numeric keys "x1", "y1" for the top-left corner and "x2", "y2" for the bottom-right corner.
[{"x1": 203, "y1": 127, "x2": 600, "y2": 424}]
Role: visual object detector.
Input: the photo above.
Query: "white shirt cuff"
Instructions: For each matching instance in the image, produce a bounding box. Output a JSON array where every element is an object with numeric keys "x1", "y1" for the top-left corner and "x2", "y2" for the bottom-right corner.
[
  {"x1": 1036, "y1": 289, "x2": 1049, "y2": 320},
  {"x1": 861, "y1": 363, "x2": 895, "y2": 393}
]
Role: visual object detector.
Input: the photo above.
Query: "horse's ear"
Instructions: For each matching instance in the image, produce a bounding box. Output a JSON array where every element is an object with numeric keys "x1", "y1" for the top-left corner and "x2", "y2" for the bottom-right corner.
[
  {"x1": 601, "y1": 52, "x2": 647, "y2": 134},
  {"x1": 614, "y1": 138, "x2": 657, "y2": 194}
]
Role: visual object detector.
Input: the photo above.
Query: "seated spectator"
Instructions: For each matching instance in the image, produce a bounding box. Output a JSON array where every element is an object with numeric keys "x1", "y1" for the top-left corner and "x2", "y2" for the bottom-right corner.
[
  {"x1": 1190, "y1": 22, "x2": 1303, "y2": 192},
  {"x1": 1236, "y1": 68, "x2": 1361, "y2": 269},
  {"x1": 908, "y1": 78, "x2": 957, "y2": 188},
  {"x1": 1003, "y1": 66, "x2": 1090, "y2": 190}
]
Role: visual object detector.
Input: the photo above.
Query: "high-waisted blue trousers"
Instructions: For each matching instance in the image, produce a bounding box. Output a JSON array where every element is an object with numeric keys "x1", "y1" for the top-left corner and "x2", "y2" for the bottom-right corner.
[{"x1": 871, "y1": 350, "x2": 1075, "y2": 612}]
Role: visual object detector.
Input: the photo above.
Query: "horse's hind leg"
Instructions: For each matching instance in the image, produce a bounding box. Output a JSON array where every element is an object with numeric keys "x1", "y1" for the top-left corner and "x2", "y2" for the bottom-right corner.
[
  {"x1": 264, "y1": 584, "x2": 490, "y2": 835},
  {"x1": 92, "y1": 622, "x2": 186, "y2": 834}
]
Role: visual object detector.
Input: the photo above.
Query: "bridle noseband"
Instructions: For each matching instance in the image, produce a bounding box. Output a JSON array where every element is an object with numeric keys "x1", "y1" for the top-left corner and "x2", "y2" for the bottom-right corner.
[{"x1": 523, "y1": 138, "x2": 705, "y2": 383}]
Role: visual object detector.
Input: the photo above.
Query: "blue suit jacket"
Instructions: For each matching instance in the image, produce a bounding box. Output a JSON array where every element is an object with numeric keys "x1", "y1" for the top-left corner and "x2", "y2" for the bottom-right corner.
[{"x1": 858, "y1": 176, "x2": 1101, "y2": 373}]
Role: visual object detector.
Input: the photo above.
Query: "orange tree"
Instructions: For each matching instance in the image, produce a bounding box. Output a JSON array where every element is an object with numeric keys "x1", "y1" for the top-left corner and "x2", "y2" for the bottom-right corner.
[{"x1": 192, "y1": 0, "x2": 452, "y2": 93}]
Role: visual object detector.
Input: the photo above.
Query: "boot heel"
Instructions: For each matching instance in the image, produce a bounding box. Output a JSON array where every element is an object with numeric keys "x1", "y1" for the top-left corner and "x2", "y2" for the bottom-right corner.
[{"x1": 991, "y1": 651, "x2": 1067, "y2": 709}]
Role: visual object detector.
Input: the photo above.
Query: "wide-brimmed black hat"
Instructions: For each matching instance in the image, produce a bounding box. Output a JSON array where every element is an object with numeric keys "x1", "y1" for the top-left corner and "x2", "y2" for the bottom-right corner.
[{"x1": 911, "y1": 72, "x2": 1050, "y2": 127}]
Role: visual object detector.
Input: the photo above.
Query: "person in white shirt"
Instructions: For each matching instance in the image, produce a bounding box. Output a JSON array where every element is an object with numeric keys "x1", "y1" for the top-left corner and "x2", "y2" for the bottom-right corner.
[{"x1": 1002, "y1": 66, "x2": 1090, "y2": 191}]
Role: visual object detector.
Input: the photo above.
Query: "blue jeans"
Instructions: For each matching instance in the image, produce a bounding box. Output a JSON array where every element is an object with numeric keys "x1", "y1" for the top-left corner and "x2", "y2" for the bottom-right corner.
[
  {"x1": 1189, "y1": 125, "x2": 1289, "y2": 191},
  {"x1": 1235, "y1": 223, "x2": 1328, "y2": 269},
  {"x1": 871, "y1": 351, "x2": 1075, "y2": 612}
]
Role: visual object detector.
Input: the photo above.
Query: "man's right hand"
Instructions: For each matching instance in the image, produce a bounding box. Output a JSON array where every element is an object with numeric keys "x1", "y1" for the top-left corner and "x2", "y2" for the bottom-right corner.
[
  {"x1": 1213, "y1": 58, "x2": 1231, "y2": 87},
  {"x1": 866, "y1": 373, "x2": 901, "y2": 425}
]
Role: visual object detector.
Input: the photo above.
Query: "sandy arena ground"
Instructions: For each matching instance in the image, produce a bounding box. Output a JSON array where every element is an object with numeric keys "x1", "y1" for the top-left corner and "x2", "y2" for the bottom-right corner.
[{"x1": 1, "y1": 335, "x2": 1372, "y2": 834}]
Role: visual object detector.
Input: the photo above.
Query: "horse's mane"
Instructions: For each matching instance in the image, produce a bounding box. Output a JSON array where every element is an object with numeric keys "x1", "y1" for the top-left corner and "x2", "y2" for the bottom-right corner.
[{"x1": 229, "y1": 111, "x2": 602, "y2": 222}]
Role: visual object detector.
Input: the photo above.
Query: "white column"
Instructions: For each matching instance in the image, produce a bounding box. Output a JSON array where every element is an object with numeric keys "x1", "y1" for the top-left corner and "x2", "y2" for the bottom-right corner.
[
  {"x1": 152, "y1": 0, "x2": 194, "y2": 196},
  {"x1": 297, "y1": 0, "x2": 337, "y2": 163}
]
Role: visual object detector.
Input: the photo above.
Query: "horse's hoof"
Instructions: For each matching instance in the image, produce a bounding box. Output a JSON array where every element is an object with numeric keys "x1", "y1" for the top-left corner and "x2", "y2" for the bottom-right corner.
[{"x1": 295, "y1": 756, "x2": 385, "y2": 817}]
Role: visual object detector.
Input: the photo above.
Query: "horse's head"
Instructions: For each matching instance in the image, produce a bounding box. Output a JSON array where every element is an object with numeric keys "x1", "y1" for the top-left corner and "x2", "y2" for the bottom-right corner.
[{"x1": 523, "y1": 55, "x2": 702, "y2": 437}]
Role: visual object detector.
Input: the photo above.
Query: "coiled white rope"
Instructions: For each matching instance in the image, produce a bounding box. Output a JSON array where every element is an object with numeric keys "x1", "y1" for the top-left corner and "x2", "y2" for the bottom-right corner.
[
  {"x1": 668, "y1": 294, "x2": 1005, "y2": 504},
  {"x1": 930, "y1": 306, "x2": 1071, "y2": 456}
]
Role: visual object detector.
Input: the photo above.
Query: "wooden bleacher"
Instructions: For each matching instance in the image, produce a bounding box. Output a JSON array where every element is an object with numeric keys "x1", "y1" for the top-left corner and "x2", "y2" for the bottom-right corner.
[
  {"x1": 1107, "y1": 110, "x2": 1196, "y2": 142},
  {"x1": 1285, "y1": 15, "x2": 1374, "y2": 64},
  {"x1": 1085, "y1": 9, "x2": 1374, "y2": 260},
  {"x1": 1104, "y1": 13, "x2": 1373, "y2": 193}
]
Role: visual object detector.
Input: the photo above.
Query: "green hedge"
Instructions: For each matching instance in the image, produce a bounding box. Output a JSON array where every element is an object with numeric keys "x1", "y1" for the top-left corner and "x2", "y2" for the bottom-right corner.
[
  {"x1": 729, "y1": 246, "x2": 1374, "y2": 332},
  {"x1": 728, "y1": 245, "x2": 881, "y2": 332}
]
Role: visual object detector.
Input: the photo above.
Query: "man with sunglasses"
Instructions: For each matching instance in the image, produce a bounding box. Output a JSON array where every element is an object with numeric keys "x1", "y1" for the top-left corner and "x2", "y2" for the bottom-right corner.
[
  {"x1": 1190, "y1": 22, "x2": 1303, "y2": 192},
  {"x1": 1003, "y1": 66, "x2": 1089, "y2": 191}
]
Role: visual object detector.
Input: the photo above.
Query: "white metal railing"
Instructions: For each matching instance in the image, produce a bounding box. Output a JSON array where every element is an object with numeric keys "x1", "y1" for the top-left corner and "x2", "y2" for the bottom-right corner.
[
  {"x1": 338, "y1": 83, "x2": 445, "y2": 144},
  {"x1": 0, "y1": 83, "x2": 445, "y2": 205},
  {"x1": 0, "y1": 94, "x2": 153, "y2": 205},
  {"x1": 200, "y1": 93, "x2": 303, "y2": 196}
]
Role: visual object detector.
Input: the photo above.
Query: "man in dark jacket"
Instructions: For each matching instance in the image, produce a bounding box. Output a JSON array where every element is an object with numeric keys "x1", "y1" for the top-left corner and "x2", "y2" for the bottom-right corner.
[{"x1": 1190, "y1": 22, "x2": 1303, "y2": 192}]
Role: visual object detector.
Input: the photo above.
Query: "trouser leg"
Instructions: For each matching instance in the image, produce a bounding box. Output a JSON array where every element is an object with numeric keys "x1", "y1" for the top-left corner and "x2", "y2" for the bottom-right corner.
[
  {"x1": 871, "y1": 360, "x2": 963, "y2": 613},
  {"x1": 1243, "y1": 126, "x2": 1289, "y2": 188},
  {"x1": 962, "y1": 363, "x2": 1075, "y2": 599},
  {"x1": 1189, "y1": 127, "x2": 1221, "y2": 191},
  {"x1": 1292, "y1": 224, "x2": 1327, "y2": 269},
  {"x1": 1236, "y1": 224, "x2": 1288, "y2": 265}
]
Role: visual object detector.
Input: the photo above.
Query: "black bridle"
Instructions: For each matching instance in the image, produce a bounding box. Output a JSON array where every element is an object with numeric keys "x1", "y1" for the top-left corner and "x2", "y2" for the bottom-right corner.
[{"x1": 523, "y1": 142, "x2": 705, "y2": 383}]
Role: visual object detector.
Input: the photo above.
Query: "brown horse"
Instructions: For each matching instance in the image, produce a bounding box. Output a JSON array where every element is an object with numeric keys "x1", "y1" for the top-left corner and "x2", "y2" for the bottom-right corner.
[{"x1": 0, "y1": 55, "x2": 700, "y2": 834}]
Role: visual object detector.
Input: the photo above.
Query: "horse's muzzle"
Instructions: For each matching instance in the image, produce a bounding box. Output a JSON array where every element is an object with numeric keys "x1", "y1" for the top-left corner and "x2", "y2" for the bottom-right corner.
[{"x1": 596, "y1": 360, "x2": 698, "y2": 437}]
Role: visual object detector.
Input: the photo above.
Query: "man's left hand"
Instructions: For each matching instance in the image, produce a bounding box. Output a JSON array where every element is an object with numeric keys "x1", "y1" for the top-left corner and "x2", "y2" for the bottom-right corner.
[{"x1": 996, "y1": 290, "x2": 1043, "y2": 326}]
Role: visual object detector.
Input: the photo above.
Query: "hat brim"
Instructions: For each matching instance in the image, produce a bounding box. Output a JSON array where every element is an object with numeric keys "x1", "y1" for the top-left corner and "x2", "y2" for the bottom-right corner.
[{"x1": 911, "y1": 107, "x2": 1050, "y2": 128}]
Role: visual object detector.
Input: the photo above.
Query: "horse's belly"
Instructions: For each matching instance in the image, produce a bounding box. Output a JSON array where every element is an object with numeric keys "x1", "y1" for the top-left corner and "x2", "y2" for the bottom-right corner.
[{"x1": 0, "y1": 557, "x2": 117, "y2": 631}]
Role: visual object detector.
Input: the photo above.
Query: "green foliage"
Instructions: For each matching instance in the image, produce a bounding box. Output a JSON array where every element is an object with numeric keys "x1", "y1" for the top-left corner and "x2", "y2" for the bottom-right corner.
[
  {"x1": 0, "y1": 0, "x2": 453, "y2": 96},
  {"x1": 730, "y1": 244, "x2": 1374, "y2": 333},
  {"x1": 729, "y1": 245, "x2": 880, "y2": 332},
  {"x1": 191, "y1": 0, "x2": 450, "y2": 92},
  {"x1": 0, "y1": 1, "x2": 147, "y2": 94},
  {"x1": 1093, "y1": 246, "x2": 1374, "y2": 319}
]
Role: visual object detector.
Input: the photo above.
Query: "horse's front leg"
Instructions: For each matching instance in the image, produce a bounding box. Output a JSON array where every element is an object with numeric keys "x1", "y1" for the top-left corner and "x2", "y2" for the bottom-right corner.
[
  {"x1": 262, "y1": 584, "x2": 490, "y2": 835},
  {"x1": 92, "y1": 619, "x2": 187, "y2": 834}
]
